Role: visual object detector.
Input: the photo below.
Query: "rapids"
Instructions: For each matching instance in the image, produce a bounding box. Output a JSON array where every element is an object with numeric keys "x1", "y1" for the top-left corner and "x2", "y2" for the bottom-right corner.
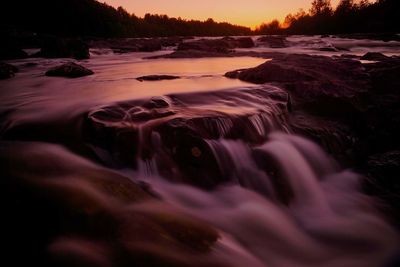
[{"x1": 1, "y1": 35, "x2": 400, "y2": 267}]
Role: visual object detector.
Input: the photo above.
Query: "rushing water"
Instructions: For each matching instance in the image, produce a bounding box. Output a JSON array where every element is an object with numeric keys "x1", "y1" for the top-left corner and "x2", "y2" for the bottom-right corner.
[{"x1": 1, "y1": 35, "x2": 399, "y2": 266}]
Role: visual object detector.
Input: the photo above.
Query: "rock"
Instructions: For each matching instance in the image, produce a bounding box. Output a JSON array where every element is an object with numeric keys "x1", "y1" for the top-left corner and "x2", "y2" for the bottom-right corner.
[
  {"x1": 85, "y1": 86, "x2": 289, "y2": 187},
  {"x1": 177, "y1": 37, "x2": 254, "y2": 53},
  {"x1": 177, "y1": 39, "x2": 233, "y2": 53},
  {"x1": 136, "y1": 75, "x2": 180, "y2": 82},
  {"x1": 364, "y1": 151, "x2": 400, "y2": 225},
  {"x1": 0, "y1": 142, "x2": 220, "y2": 267},
  {"x1": 136, "y1": 39, "x2": 162, "y2": 52},
  {"x1": 45, "y1": 62, "x2": 94, "y2": 78},
  {"x1": 0, "y1": 62, "x2": 18, "y2": 79},
  {"x1": 233, "y1": 37, "x2": 255, "y2": 48},
  {"x1": 159, "y1": 36, "x2": 184, "y2": 47},
  {"x1": 34, "y1": 37, "x2": 90, "y2": 59},
  {"x1": 92, "y1": 38, "x2": 163, "y2": 53},
  {"x1": 337, "y1": 33, "x2": 400, "y2": 42},
  {"x1": 22, "y1": 62, "x2": 39, "y2": 68},
  {"x1": 319, "y1": 47, "x2": 338, "y2": 52},
  {"x1": 360, "y1": 52, "x2": 390, "y2": 61},
  {"x1": 0, "y1": 42, "x2": 28, "y2": 60},
  {"x1": 225, "y1": 54, "x2": 369, "y2": 117},
  {"x1": 257, "y1": 36, "x2": 288, "y2": 48}
]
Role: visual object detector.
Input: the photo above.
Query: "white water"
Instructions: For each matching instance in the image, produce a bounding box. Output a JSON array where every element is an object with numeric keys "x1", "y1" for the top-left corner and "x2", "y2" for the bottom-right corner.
[
  {"x1": 144, "y1": 133, "x2": 399, "y2": 267},
  {"x1": 1, "y1": 35, "x2": 399, "y2": 266}
]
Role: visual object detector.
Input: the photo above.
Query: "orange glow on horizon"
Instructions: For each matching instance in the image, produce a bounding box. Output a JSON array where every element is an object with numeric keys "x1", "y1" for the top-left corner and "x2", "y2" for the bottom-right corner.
[{"x1": 103, "y1": 0, "x2": 348, "y2": 29}]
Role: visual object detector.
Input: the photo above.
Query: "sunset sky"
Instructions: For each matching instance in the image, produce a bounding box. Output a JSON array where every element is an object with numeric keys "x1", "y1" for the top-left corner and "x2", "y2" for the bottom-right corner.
[{"x1": 104, "y1": 0, "x2": 344, "y2": 28}]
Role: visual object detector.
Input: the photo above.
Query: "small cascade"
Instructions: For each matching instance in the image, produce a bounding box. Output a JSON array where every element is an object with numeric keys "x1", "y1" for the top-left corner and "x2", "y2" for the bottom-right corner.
[{"x1": 149, "y1": 133, "x2": 399, "y2": 267}]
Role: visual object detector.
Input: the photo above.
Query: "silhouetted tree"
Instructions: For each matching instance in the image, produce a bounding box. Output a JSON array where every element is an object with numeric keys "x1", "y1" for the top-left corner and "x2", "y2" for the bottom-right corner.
[
  {"x1": 281, "y1": 0, "x2": 399, "y2": 35},
  {"x1": 255, "y1": 20, "x2": 282, "y2": 34},
  {"x1": 0, "y1": 0, "x2": 251, "y2": 38},
  {"x1": 335, "y1": 0, "x2": 354, "y2": 15},
  {"x1": 310, "y1": 0, "x2": 332, "y2": 16}
]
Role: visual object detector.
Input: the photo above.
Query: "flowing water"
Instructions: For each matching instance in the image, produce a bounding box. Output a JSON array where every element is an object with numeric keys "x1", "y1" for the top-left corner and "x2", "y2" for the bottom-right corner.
[{"x1": 1, "y1": 35, "x2": 399, "y2": 266}]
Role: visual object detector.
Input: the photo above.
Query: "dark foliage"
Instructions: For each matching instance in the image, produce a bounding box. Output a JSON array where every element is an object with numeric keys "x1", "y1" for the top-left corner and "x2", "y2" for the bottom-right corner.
[
  {"x1": 0, "y1": 0, "x2": 251, "y2": 38},
  {"x1": 285, "y1": 0, "x2": 400, "y2": 35},
  {"x1": 255, "y1": 0, "x2": 399, "y2": 35}
]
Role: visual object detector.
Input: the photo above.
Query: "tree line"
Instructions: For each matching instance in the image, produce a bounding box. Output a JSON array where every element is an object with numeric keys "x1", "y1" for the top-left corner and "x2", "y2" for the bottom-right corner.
[
  {"x1": 1, "y1": 0, "x2": 398, "y2": 38},
  {"x1": 0, "y1": 0, "x2": 251, "y2": 37},
  {"x1": 255, "y1": 0, "x2": 399, "y2": 35}
]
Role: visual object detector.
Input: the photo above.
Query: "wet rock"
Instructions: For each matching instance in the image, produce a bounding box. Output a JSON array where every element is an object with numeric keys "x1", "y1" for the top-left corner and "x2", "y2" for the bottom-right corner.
[
  {"x1": 360, "y1": 52, "x2": 390, "y2": 61},
  {"x1": 177, "y1": 39, "x2": 233, "y2": 53},
  {"x1": 34, "y1": 37, "x2": 90, "y2": 59},
  {"x1": 85, "y1": 86, "x2": 289, "y2": 188},
  {"x1": 0, "y1": 42, "x2": 28, "y2": 60},
  {"x1": 337, "y1": 33, "x2": 400, "y2": 42},
  {"x1": 91, "y1": 38, "x2": 163, "y2": 53},
  {"x1": 137, "y1": 75, "x2": 180, "y2": 82},
  {"x1": 0, "y1": 62, "x2": 18, "y2": 79},
  {"x1": 45, "y1": 62, "x2": 94, "y2": 78},
  {"x1": 159, "y1": 36, "x2": 185, "y2": 47},
  {"x1": 149, "y1": 50, "x2": 233, "y2": 59},
  {"x1": 319, "y1": 47, "x2": 338, "y2": 52},
  {"x1": 257, "y1": 36, "x2": 289, "y2": 48},
  {"x1": 0, "y1": 142, "x2": 220, "y2": 267},
  {"x1": 148, "y1": 49, "x2": 284, "y2": 59},
  {"x1": 364, "y1": 151, "x2": 400, "y2": 225},
  {"x1": 225, "y1": 54, "x2": 369, "y2": 117},
  {"x1": 236, "y1": 37, "x2": 255, "y2": 48},
  {"x1": 221, "y1": 36, "x2": 255, "y2": 48},
  {"x1": 175, "y1": 36, "x2": 255, "y2": 53},
  {"x1": 22, "y1": 62, "x2": 39, "y2": 68}
]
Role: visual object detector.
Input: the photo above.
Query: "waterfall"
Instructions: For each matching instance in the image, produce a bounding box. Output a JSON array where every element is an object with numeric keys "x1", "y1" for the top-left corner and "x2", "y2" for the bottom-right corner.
[{"x1": 144, "y1": 133, "x2": 399, "y2": 267}]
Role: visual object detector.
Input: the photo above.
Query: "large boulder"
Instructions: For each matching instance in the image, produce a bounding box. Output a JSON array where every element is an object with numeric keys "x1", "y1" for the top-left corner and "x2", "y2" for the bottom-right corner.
[
  {"x1": 34, "y1": 37, "x2": 90, "y2": 59},
  {"x1": 0, "y1": 142, "x2": 220, "y2": 267},
  {"x1": 257, "y1": 36, "x2": 289, "y2": 48},
  {"x1": 45, "y1": 62, "x2": 94, "y2": 78},
  {"x1": 85, "y1": 86, "x2": 290, "y2": 188},
  {"x1": 0, "y1": 62, "x2": 18, "y2": 79},
  {"x1": 225, "y1": 54, "x2": 369, "y2": 117},
  {"x1": 236, "y1": 37, "x2": 255, "y2": 48}
]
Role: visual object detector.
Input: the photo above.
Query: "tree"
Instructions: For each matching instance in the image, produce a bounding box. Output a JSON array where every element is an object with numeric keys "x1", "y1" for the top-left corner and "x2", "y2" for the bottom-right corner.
[
  {"x1": 310, "y1": 0, "x2": 332, "y2": 16},
  {"x1": 335, "y1": 0, "x2": 354, "y2": 14},
  {"x1": 256, "y1": 20, "x2": 281, "y2": 34}
]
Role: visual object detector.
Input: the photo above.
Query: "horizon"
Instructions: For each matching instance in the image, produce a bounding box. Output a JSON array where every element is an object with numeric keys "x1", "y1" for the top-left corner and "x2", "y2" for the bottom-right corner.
[{"x1": 104, "y1": 0, "x2": 347, "y2": 29}]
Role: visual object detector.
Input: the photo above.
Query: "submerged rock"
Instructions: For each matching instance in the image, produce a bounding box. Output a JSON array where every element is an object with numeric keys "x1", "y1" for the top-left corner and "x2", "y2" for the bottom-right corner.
[
  {"x1": 45, "y1": 62, "x2": 94, "y2": 78},
  {"x1": 361, "y1": 52, "x2": 390, "y2": 61},
  {"x1": 136, "y1": 75, "x2": 180, "y2": 82},
  {"x1": 0, "y1": 62, "x2": 18, "y2": 79}
]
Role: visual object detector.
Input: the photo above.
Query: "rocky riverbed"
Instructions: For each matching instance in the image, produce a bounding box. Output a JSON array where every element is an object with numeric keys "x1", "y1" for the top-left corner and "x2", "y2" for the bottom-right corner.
[{"x1": 1, "y1": 34, "x2": 400, "y2": 267}]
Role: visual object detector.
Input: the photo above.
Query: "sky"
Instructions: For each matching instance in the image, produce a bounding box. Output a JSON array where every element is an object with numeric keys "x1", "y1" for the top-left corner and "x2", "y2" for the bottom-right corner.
[{"x1": 103, "y1": 0, "x2": 344, "y2": 28}]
